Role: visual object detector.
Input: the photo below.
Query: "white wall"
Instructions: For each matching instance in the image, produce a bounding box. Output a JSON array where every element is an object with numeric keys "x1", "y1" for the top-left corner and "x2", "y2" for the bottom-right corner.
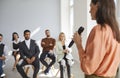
[
  {"x1": 0, "y1": 0, "x2": 60, "y2": 49},
  {"x1": 116, "y1": 0, "x2": 120, "y2": 25},
  {"x1": 60, "y1": 0, "x2": 70, "y2": 36},
  {"x1": 73, "y1": 0, "x2": 88, "y2": 77},
  {"x1": 74, "y1": 0, "x2": 88, "y2": 48}
]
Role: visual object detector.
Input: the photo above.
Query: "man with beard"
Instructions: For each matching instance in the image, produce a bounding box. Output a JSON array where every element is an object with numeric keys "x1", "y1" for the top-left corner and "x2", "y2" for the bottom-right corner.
[
  {"x1": 40, "y1": 29, "x2": 56, "y2": 75},
  {"x1": 16, "y1": 30, "x2": 40, "y2": 78}
]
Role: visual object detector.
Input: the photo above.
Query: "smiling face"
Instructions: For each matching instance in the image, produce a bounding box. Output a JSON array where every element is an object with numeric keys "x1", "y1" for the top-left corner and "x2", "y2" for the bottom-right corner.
[{"x1": 89, "y1": 2, "x2": 98, "y2": 20}]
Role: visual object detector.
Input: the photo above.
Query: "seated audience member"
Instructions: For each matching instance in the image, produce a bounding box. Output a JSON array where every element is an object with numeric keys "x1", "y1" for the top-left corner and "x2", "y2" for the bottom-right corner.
[
  {"x1": 55, "y1": 32, "x2": 74, "y2": 78},
  {"x1": 16, "y1": 30, "x2": 40, "y2": 78},
  {"x1": 0, "y1": 34, "x2": 8, "y2": 77},
  {"x1": 40, "y1": 29, "x2": 56, "y2": 74},
  {"x1": 12, "y1": 32, "x2": 21, "y2": 71}
]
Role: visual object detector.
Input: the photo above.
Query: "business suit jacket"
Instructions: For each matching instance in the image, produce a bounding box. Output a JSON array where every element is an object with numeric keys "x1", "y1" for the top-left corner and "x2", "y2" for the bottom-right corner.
[{"x1": 19, "y1": 39, "x2": 40, "y2": 59}]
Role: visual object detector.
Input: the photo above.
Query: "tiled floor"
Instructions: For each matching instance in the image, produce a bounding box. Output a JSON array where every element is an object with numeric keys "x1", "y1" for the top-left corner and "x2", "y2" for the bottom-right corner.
[{"x1": 3, "y1": 55, "x2": 84, "y2": 78}]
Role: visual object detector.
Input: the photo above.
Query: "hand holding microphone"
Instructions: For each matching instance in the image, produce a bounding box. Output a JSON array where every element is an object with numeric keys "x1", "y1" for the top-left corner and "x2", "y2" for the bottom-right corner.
[{"x1": 68, "y1": 26, "x2": 84, "y2": 48}]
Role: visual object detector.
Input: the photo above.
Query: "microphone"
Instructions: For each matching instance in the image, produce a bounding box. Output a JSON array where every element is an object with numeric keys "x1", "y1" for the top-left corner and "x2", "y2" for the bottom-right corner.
[
  {"x1": 68, "y1": 26, "x2": 84, "y2": 48},
  {"x1": 63, "y1": 45, "x2": 66, "y2": 50}
]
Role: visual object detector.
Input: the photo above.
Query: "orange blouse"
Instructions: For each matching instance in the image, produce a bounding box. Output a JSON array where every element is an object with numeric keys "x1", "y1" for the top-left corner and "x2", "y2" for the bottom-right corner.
[{"x1": 81, "y1": 24, "x2": 120, "y2": 77}]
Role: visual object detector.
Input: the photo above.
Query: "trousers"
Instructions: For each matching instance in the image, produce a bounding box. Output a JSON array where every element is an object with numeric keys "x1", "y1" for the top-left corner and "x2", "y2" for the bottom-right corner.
[{"x1": 16, "y1": 59, "x2": 40, "y2": 78}]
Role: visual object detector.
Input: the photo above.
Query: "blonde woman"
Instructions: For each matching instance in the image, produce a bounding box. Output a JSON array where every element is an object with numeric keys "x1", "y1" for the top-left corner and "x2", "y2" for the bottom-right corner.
[{"x1": 56, "y1": 32, "x2": 73, "y2": 78}]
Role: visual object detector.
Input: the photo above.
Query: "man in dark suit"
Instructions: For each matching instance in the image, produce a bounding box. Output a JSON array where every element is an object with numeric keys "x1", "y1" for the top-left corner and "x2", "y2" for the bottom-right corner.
[{"x1": 16, "y1": 30, "x2": 40, "y2": 78}]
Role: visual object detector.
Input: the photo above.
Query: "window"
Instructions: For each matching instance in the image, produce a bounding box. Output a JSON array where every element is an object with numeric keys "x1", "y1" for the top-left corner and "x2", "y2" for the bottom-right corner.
[
  {"x1": 69, "y1": 0, "x2": 74, "y2": 35},
  {"x1": 115, "y1": 0, "x2": 117, "y2": 5},
  {"x1": 60, "y1": 0, "x2": 74, "y2": 40},
  {"x1": 115, "y1": 0, "x2": 120, "y2": 19}
]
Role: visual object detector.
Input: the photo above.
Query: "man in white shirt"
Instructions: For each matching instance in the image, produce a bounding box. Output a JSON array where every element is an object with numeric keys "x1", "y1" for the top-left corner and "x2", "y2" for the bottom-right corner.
[{"x1": 16, "y1": 30, "x2": 40, "y2": 78}]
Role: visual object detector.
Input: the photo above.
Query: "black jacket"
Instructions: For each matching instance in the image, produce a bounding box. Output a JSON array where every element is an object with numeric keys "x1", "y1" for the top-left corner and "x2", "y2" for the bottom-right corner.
[
  {"x1": 0, "y1": 43, "x2": 4, "y2": 57},
  {"x1": 19, "y1": 39, "x2": 40, "y2": 59}
]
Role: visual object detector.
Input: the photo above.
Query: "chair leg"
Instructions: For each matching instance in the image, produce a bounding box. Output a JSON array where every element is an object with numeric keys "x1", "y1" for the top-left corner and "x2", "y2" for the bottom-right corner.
[
  {"x1": 51, "y1": 65, "x2": 55, "y2": 73},
  {"x1": 41, "y1": 65, "x2": 46, "y2": 71},
  {"x1": 25, "y1": 66, "x2": 30, "y2": 75},
  {"x1": 55, "y1": 69, "x2": 60, "y2": 77},
  {"x1": 24, "y1": 66, "x2": 38, "y2": 78}
]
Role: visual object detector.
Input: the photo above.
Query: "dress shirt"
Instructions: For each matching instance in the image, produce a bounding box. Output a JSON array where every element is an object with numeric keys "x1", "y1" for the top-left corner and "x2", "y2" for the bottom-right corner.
[{"x1": 25, "y1": 39, "x2": 30, "y2": 49}]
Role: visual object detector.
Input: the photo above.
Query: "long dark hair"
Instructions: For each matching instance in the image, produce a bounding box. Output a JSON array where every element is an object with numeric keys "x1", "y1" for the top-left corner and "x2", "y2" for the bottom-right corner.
[
  {"x1": 91, "y1": 0, "x2": 120, "y2": 42},
  {"x1": 12, "y1": 32, "x2": 19, "y2": 41}
]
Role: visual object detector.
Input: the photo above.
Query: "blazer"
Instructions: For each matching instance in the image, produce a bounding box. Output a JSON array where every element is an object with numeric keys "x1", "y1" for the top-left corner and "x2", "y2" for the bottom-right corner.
[
  {"x1": 19, "y1": 39, "x2": 40, "y2": 59},
  {"x1": 55, "y1": 41, "x2": 73, "y2": 62}
]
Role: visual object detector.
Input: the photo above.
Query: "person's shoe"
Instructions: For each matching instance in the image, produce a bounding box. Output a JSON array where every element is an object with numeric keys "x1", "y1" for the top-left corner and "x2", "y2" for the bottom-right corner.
[
  {"x1": 44, "y1": 69, "x2": 49, "y2": 75},
  {"x1": 0, "y1": 73, "x2": 6, "y2": 77},
  {"x1": 44, "y1": 71, "x2": 49, "y2": 75},
  {"x1": 2, "y1": 64, "x2": 6, "y2": 68},
  {"x1": 44, "y1": 68, "x2": 50, "y2": 75}
]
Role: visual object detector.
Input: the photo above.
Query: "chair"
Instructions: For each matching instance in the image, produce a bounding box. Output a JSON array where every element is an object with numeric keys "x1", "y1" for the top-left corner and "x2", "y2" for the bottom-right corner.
[
  {"x1": 24, "y1": 65, "x2": 34, "y2": 75},
  {"x1": 24, "y1": 65, "x2": 38, "y2": 78},
  {"x1": 12, "y1": 54, "x2": 20, "y2": 71},
  {"x1": 55, "y1": 69, "x2": 74, "y2": 78},
  {"x1": 41, "y1": 57, "x2": 56, "y2": 75}
]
